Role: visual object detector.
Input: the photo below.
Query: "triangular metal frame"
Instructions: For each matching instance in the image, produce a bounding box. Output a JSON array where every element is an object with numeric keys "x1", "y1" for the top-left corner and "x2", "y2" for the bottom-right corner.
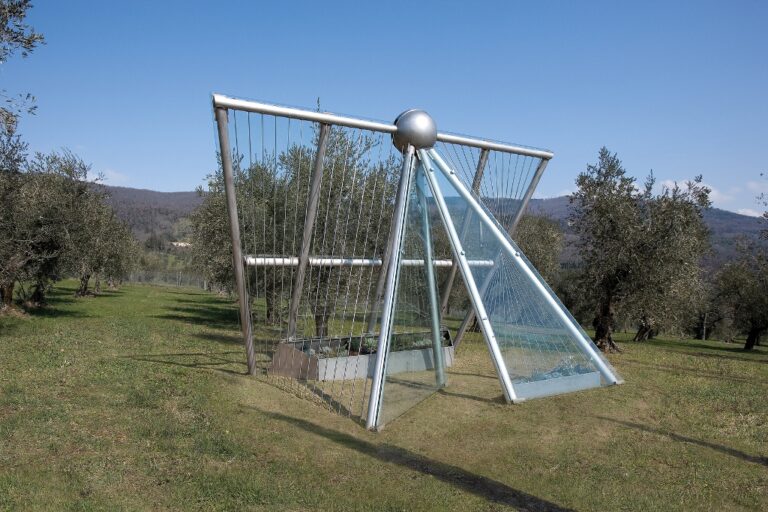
[{"x1": 364, "y1": 146, "x2": 621, "y2": 430}]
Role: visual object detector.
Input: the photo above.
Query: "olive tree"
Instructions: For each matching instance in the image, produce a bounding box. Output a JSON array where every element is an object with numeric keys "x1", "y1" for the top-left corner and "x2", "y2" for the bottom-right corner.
[
  {"x1": 716, "y1": 242, "x2": 768, "y2": 350},
  {"x1": 511, "y1": 214, "x2": 564, "y2": 284},
  {"x1": 570, "y1": 147, "x2": 710, "y2": 352},
  {"x1": 191, "y1": 128, "x2": 397, "y2": 336},
  {"x1": 1, "y1": 146, "x2": 137, "y2": 307}
]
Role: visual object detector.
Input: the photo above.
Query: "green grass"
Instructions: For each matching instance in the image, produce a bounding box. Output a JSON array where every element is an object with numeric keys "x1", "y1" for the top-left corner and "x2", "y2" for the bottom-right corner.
[{"x1": 1, "y1": 282, "x2": 766, "y2": 511}]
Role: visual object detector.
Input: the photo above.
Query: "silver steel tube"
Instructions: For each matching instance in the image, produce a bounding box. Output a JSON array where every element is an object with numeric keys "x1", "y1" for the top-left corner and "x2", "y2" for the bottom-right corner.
[
  {"x1": 213, "y1": 94, "x2": 554, "y2": 159},
  {"x1": 435, "y1": 132, "x2": 553, "y2": 160},
  {"x1": 214, "y1": 106, "x2": 257, "y2": 375},
  {"x1": 287, "y1": 124, "x2": 330, "y2": 339},
  {"x1": 427, "y1": 149, "x2": 620, "y2": 385},
  {"x1": 453, "y1": 258, "x2": 499, "y2": 348},
  {"x1": 244, "y1": 256, "x2": 493, "y2": 267},
  {"x1": 416, "y1": 169, "x2": 446, "y2": 387},
  {"x1": 366, "y1": 145, "x2": 417, "y2": 430},
  {"x1": 213, "y1": 94, "x2": 395, "y2": 134},
  {"x1": 419, "y1": 150, "x2": 517, "y2": 403},
  {"x1": 441, "y1": 148, "x2": 489, "y2": 314},
  {"x1": 452, "y1": 157, "x2": 548, "y2": 347}
]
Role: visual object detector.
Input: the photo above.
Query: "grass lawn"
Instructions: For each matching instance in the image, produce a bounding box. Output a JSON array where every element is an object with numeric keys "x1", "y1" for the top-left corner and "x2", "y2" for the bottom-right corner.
[{"x1": 1, "y1": 281, "x2": 766, "y2": 511}]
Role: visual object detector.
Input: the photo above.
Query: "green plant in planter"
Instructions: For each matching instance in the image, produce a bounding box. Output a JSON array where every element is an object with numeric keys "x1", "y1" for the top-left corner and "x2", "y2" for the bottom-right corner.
[{"x1": 361, "y1": 336, "x2": 378, "y2": 354}]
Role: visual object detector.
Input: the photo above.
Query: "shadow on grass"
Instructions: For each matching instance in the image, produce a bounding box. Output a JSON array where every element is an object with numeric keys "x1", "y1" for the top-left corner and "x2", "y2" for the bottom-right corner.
[
  {"x1": 194, "y1": 332, "x2": 243, "y2": 345},
  {"x1": 438, "y1": 388, "x2": 505, "y2": 405},
  {"x1": 596, "y1": 416, "x2": 768, "y2": 467},
  {"x1": 24, "y1": 307, "x2": 89, "y2": 319},
  {"x1": 446, "y1": 370, "x2": 500, "y2": 381},
  {"x1": 650, "y1": 347, "x2": 768, "y2": 364},
  {"x1": 253, "y1": 407, "x2": 576, "y2": 511},
  {"x1": 21, "y1": 284, "x2": 129, "y2": 319},
  {"x1": 23, "y1": 291, "x2": 90, "y2": 319},
  {"x1": 295, "y1": 381, "x2": 360, "y2": 421},
  {"x1": 646, "y1": 338, "x2": 765, "y2": 356},
  {"x1": 171, "y1": 297, "x2": 235, "y2": 308},
  {"x1": 153, "y1": 305, "x2": 240, "y2": 330},
  {"x1": 126, "y1": 351, "x2": 247, "y2": 376},
  {"x1": 621, "y1": 359, "x2": 768, "y2": 385},
  {"x1": 380, "y1": 376, "x2": 504, "y2": 405},
  {"x1": 687, "y1": 351, "x2": 767, "y2": 364}
]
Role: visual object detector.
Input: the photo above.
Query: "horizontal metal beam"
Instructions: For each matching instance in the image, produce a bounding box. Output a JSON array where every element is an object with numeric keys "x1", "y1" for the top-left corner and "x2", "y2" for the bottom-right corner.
[
  {"x1": 435, "y1": 133, "x2": 553, "y2": 160},
  {"x1": 212, "y1": 94, "x2": 554, "y2": 160},
  {"x1": 213, "y1": 94, "x2": 395, "y2": 134},
  {"x1": 243, "y1": 256, "x2": 494, "y2": 267}
]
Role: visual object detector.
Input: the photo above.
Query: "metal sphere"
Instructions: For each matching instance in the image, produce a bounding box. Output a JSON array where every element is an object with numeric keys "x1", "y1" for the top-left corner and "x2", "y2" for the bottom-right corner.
[{"x1": 392, "y1": 109, "x2": 437, "y2": 151}]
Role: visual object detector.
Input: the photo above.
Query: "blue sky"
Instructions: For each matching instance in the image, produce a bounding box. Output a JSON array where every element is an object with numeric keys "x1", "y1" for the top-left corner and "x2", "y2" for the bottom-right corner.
[{"x1": 3, "y1": 0, "x2": 767, "y2": 215}]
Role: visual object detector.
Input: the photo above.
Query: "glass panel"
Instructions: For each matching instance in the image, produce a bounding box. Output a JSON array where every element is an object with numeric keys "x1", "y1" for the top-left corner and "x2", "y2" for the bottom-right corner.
[
  {"x1": 377, "y1": 166, "x2": 448, "y2": 427},
  {"x1": 425, "y1": 150, "x2": 620, "y2": 400}
]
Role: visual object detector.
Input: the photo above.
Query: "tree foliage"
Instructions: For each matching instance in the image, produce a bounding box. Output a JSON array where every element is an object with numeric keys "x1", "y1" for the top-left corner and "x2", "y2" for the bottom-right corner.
[
  {"x1": 512, "y1": 214, "x2": 564, "y2": 284},
  {"x1": 0, "y1": 141, "x2": 137, "y2": 308},
  {"x1": 715, "y1": 241, "x2": 768, "y2": 350},
  {"x1": 570, "y1": 147, "x2": 710, "y2": 352},
  {"x1": 190, "y1": 127, "x2": 398, "y2": 335},
  {"x1": 1, "y1": 0, "x2": 45, "y2": 129}
]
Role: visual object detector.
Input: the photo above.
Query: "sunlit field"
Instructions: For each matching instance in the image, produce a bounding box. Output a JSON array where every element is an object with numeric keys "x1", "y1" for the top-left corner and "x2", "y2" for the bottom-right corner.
[{"x1": 1, "y1": 282, "x2": 766, "y2": 511}]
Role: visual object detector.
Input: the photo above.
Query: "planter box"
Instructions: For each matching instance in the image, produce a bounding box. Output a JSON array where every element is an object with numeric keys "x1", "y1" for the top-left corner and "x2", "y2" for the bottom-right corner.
[{"x1": 268, "y1": 332, "x2": 454, "y2": 381}]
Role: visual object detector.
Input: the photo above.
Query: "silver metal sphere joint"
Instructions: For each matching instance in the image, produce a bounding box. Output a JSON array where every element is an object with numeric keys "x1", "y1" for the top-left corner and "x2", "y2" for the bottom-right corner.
[{"x1": 392, "y1": 109, "x2": 437, "y2": 151}]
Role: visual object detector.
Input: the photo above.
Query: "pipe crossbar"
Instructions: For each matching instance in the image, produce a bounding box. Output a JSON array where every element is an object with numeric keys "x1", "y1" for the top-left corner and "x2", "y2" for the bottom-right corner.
[
  {"x1": 243, "y1": 256, "x2": 495, "y2": 267},
  {"x1": 213, "y1": 94, "x2": 554, "y2": 160}
]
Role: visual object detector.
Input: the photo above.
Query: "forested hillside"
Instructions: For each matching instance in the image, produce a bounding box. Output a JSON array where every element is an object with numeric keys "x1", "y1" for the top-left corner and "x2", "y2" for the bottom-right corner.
[
  {"x1": 104, "y1": 185, "x2": 765, "y2": 266},
  {"x1": 103, "y1": 185, "x2": 202, "y2": 242}
]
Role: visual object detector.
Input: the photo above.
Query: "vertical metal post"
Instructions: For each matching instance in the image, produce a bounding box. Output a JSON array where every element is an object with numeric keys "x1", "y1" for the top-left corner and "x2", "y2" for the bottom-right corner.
[
  {"x1": 452, "y1": 157, "x2": 549, "y2": 348},
  {"x1": 366, "y1": 145, "x2": 417, "y2": 430},
  {"x1": 427, "y1": 148, "x2": 620, "y2": 385},
  {"x1": 287, "y1": 123, "x2": 331, "y2": 339},
  {"x1": 415, "y1": 167, "x2": 446, "y2": 387},
  {"x1": 419, "y1": 150, "x2": 516, "y2": 403},
  {"x1": 440, "y1": 148, "x2": 489, "y2": 314},
  {"x1": 214, "y1": 106, "x2": 257, "y2": 375}
]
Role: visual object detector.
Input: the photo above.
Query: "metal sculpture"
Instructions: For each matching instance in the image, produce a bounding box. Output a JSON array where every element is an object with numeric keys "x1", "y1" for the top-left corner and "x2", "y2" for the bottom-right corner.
[{"x1": 212, "y1": 94, "x2": 622, "y2": 430}]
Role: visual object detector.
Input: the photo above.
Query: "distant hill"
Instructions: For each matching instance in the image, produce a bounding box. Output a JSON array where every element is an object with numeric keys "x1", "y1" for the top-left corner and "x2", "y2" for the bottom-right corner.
[
  {"x1": 102, "y1": 185, "x2": 203, "y2": 242},
  {"x1": 103, "y1": 185, "x2": 766, "y2": 265}
]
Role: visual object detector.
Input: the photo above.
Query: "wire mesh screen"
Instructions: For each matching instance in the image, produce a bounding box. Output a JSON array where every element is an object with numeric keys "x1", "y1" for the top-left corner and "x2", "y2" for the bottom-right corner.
[
  {"x1": 226, "y1": 109, "x2": 401, "y2": 419},
  {"x1": 433, "y1": 141, "x2": 547, "y2": 325},
  {"x1": 436, "y1": 140, "x2": 542, "y2": 226}
]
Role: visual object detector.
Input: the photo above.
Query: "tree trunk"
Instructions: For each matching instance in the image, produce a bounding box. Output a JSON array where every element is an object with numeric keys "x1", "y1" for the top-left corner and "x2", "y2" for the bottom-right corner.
[
  {"x1": 744, "y1": 328, "x2": 763, "y2": 351},
  {"x1": 265, "y1": 290, "x2": 277, "y2": 324},
  {"x1": 314, "y1": 312, "x2": 329, "y2": 338},
  {"x1": 593, "y1": 300, "x2": 622, "y2": 353},
  {"x1": 76, "y1": 274, "x2": 90, "y2": 296},
  {"x1": 1, "y1": 281, "x2": 14, "y2": 308},
  {"x1": 633, "y1": 315, "x2": 654, "y2": 341},
  {"x1": 94, "y1": 276, "x2": 102, "y2": 294},
  {"x1": 30, "y1": 282, "x2": 46, "y2": 306}
]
